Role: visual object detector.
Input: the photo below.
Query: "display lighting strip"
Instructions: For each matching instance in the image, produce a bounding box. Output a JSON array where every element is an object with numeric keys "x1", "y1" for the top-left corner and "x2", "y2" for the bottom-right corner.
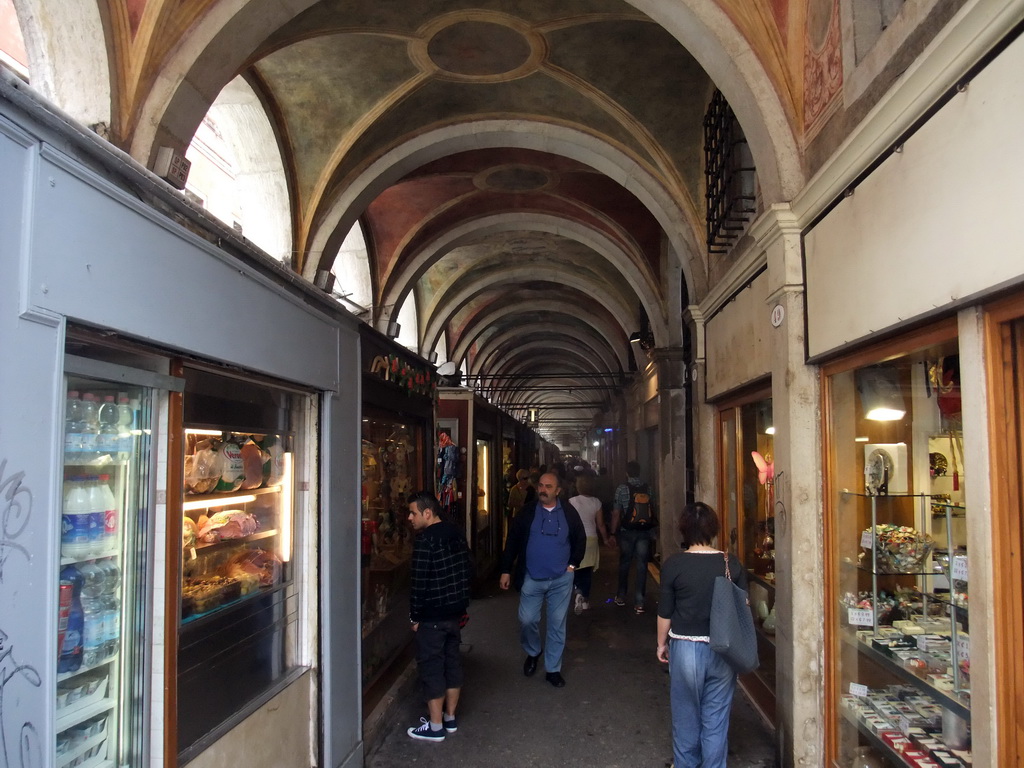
[
  {"x1": 185, "y1": 428, "x2": 224, "y2": 436},
  {"x1": 182, "y1": 494, "x2": 258, "y2": 511},
  {"x1": 280, "y1": 453, "x2": 293, "y2": 562}
]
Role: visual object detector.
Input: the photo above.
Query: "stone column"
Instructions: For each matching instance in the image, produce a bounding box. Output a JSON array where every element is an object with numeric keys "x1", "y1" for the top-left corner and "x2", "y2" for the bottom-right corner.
[
  {"x1": 651, "y1": 346, "x2": 689, "y2": 556},
  {"x1": 761, "y1": 203, "x2": 824, "y2": 767}
]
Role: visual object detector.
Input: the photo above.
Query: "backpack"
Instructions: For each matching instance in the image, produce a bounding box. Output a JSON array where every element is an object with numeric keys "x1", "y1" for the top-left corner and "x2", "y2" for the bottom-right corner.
[{"x1": 624, "y1": 483, "x2": 656, "y2": 529}]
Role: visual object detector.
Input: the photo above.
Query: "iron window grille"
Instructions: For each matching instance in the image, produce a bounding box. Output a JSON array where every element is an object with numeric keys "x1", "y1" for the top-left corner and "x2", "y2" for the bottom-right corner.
[{"x1": 703, "y1": 90, "x2": 757, "y2": 255}]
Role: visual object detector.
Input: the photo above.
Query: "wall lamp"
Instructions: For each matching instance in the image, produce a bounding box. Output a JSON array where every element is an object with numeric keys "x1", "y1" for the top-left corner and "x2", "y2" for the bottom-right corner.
[
  {"x1": 386, "y1": 320, "x2": 401, "y2": 339},
  {"x1": 629, "y1": 331, "x2": 655, "y2": 351}
]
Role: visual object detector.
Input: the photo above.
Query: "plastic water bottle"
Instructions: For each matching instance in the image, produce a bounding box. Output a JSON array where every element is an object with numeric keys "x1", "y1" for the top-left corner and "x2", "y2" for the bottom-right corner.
[
  {"x1": 96, "y1": 474, "x2": 118, "y2": 550},
  {"x1": 84, "y1": 477, "x2": 107, "y2": 556},
  {"x1": 81, "y1": 592, "x2": 104, "y2": 668},
  {"x1": 117, "y1": 394, "x2": 134, "y2": 455},
  {"x1": 102, "y1": 589, "x2": 121, "y2": 658},
  {"x1": 80, "y1": 393, "x2": 100, "y2": 453},
  {"x1": 58, "y1": 565, "x2": 84, "y2": 673},
  {"x1": 62, "y1": 477, "x2": 94, "y2": 559},
  {"x1": 79, "y1": 561, "x2": 104, "y2": 599},
  {"x1": 98, "y1": 395, "x2": 120, "y2": 454},
  {"x1": 65, "y1": 391, "x2": 83, "y2": 457}
]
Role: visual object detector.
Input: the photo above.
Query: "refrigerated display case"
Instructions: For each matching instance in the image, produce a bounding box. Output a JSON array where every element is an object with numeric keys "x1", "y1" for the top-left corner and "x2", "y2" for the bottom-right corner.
[
  {"x1": 56, "y1": 360, "x2": 157, "y2": 768},
  {"x1": 176, "y1": 365, "x2": 308, "y2": 759}
]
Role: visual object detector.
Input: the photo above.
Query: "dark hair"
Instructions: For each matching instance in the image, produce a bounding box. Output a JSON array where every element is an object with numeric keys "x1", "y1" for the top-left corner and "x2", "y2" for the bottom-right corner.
[
  {"x1": 678, "y1": 502, "x2": 720, "y2": 547},
  {"x1": 576, "y1": 475, "x2": 594, "y2": 496},
  {"x1": 407, "y1": 491, "x2": 441, "y2": 517},
  {"x1": 626, "y1": 460, "x2": 641, "y2": 477}
]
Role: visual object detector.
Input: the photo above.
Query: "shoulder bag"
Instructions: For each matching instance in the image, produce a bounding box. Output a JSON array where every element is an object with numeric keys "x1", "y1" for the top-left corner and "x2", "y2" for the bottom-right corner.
[{"x1": 708, "y1": 552, "x2": 759, "y2": 674}]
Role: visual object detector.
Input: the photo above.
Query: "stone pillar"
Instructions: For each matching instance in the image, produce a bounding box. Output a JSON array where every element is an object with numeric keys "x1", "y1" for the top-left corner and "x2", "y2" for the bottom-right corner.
[
  {"x1": 683, "y1": 304, "x2": 717, "y2": 509},
  {"x1": 651, "y1": 346, "x2": 689, "y2": 556},
  {"x1": 761, "y1": 203, "x2": 824, "y2": 767}
]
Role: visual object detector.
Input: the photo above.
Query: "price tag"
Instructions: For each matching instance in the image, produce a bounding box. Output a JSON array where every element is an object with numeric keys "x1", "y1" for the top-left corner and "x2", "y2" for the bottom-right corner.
[
  {"x1": 860, "y1": 530, "x2": 874, "y2": 549},
  {"x1": 849, "y1": 682, "x2": 869, "y2": 697},
  {"x1": 951, "y1": 555, "x2": 968, "y2": 583},
  {"x1": 898, "y1": 715, "x2": 911, "y2": 735},
  {"x1": 956, "y1": 634, "x2": 970, "y2": 662},
  {"x1": 189, "y1": 546, "x2": 197, "y2": 561},
  {"x1": 848, "y1": 608, "x2": 874, "y2": 627}
]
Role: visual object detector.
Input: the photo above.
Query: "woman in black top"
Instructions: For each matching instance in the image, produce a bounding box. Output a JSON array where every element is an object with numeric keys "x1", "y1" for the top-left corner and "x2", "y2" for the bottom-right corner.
[{"x1": 656, "y1": 502, "x2": 747, "y2": 768}]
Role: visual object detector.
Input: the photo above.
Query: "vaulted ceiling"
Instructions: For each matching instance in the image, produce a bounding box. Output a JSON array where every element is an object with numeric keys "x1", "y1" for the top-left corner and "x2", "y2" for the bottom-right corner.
[{"x1": 10, "y1": 0, "x2": 812, "y2": 444}]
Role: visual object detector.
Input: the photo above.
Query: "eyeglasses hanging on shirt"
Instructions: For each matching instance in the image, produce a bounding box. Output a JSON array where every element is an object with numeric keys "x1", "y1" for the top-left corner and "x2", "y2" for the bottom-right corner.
[{"x1": 540, "y1": 510, "x2": 561, "y2": 536}]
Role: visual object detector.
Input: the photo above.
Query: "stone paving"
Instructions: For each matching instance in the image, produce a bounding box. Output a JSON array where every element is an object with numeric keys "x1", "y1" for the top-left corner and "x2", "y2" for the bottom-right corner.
[{"x1": 366, "y1": 551, "x2": 777, "y2": 767}]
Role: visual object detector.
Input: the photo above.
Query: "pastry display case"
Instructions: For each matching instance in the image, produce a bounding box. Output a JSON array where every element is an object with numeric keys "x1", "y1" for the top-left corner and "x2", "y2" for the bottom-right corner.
[{"x1": 176, "y1": 365, "x2": 309, "y2": 758}]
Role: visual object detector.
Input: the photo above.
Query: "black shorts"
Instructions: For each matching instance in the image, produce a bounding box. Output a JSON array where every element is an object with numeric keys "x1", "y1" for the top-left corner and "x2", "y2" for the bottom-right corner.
[{"x1": 415, "y1": 618, "x2": 464, "y2": 700}]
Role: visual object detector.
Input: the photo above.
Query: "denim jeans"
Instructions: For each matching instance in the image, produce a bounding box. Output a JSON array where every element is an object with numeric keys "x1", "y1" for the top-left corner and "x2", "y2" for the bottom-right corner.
[
  {"x1": 518, "y1": 570, "x2": 574, "y2": 673},
  {"x1": 669, "y1": 639, "x2": 736, "y2": 768},
  {"x1": 617, "y1": 528, "x2": 653, "y2": 604}
]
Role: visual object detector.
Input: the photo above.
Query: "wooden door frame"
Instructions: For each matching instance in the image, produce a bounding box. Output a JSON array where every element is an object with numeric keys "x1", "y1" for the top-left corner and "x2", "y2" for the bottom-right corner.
[{"x1": 984, "y1": 295, "x2": 1024, "y2": 767}]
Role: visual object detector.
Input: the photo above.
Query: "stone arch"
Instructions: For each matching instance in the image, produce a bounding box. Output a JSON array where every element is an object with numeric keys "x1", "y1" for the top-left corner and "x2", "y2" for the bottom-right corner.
[
  {"x1": 134, "y1": 0, "x2": 800, "y2": 240},
  {"x1": 419, "y1": 265, "x2": 637, "y2": 356},
  {"x1": 471, "y1": 325, "x2": 621, "y2": 379},
  {"x1": 12, "y1": 0, "x2": 110, "y2": 127},
  {"x1": 378, "y1": 212, "x2": 665, "y2": 342},
  {"x1": 305, "y1": 121, "x2": 708, "y2": 303},
  {"x1": 451, "y1": 301, "x2": 626, "y2": 369}
]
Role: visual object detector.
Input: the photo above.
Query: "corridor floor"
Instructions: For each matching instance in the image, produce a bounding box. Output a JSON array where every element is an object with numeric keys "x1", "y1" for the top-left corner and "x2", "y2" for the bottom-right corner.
[{"x1": 365, "y1": 551, "x2": 777, "y2": 767}]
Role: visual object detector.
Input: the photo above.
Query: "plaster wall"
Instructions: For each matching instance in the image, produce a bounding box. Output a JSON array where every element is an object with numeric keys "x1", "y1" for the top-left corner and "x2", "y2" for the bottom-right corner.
[
  {"x1": 184, "y1": 672, "x2": 315, "y2": 768},
  {"x1": 705, "y1": 270, "x2": 771, "y2": 399},
  {"x1": 805, "y1": 31, "x2": 1024, "y2": 358}
]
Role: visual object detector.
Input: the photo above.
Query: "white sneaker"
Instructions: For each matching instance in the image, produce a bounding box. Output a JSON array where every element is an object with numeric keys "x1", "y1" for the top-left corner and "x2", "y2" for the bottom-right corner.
[
  {"x1": 573, "y1": 592, "x2": 585, "y2": 615},
  {"x1": 581, "y1": 600, "x2": 589, "y2": 611}
]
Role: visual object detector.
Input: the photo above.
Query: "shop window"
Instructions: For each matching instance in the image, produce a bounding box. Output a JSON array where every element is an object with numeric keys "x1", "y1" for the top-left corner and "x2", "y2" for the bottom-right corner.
[
  {"x1": 825, "y1": 333, "x2": 971, "y2": 766},
  {"x1": 718, "y1": 393, "x2": 776, "y2": 721},
  {"x1": 361, "y1": 413, "x2": 423, "y2": 689}
]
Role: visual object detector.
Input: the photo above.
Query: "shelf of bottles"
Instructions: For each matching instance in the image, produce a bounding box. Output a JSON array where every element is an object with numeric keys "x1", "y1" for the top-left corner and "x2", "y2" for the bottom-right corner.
[{"x1": 57, "y1": 376, "x2": 150, "y2": 768}]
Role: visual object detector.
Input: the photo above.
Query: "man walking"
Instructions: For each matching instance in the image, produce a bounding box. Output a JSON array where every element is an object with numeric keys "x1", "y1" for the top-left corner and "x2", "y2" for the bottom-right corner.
[
  {"x1": 610, "y1": 461, "x2": 658, "y2": 614},
  {"x1": 499, "y1": 472, "x2": 586, "y2": 688},
  {"x1": 405, "y1": 492, "x2": 473, "y2": 742}
]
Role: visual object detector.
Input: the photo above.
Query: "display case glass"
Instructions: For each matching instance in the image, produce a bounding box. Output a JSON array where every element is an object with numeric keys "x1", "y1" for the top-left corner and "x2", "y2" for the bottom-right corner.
[
  {"x1": 58, "y1": 369, "x2": 154, "y2": 768},
  {"x1": 360, "y1": 409, "x2": 424, "y2": 690},
  {"x1": 826, "y1": 334, "x2": 971, "y2": 767},
  {"x1": 177, "y1": 366, "x2": 308, "y2": 757}
]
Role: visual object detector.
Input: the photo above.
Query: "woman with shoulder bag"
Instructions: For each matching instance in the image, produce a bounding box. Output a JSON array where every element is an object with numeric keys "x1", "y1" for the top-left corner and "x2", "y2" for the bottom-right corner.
[{"x1": 656, "y1": 502, "x2": 748, "y2": 768}]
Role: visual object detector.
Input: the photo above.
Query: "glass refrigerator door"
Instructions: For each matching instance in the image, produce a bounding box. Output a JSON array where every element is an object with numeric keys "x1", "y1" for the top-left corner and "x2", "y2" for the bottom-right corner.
[{"x1": 57, "y1": 373, "x2": 153, "y2": 768}]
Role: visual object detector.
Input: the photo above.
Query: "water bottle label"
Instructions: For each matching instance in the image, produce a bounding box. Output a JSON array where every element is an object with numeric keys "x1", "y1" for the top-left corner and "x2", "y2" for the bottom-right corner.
[
  {"x1": 104, "y1": 509, "x2": 117, "y2": 537},
  {"x1": 83, "y1": 617, "x2": 102, "y2": 649},
  {"x1": 97, "y1": 433, "x2": 117, "y2": 453},
  {"x1": 89, "y1": 513, "x2": 104, "y2": 544},
  {"x1": 62, "y1": 628, "x2": 82, "y2": 652},
  {"x1": 64, "y1": 432, "x2": 82, "y2": 453},
  {"x1": 80, "y1": 433, "x2": 97, "y2": 453},
  {"x1": 62, "y1": 513, "x2": 92, "y2": 544}
]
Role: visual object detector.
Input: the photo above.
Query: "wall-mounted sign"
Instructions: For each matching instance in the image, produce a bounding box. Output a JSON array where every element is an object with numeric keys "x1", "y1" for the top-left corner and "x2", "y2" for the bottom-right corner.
[{"x1": 770, "y1": 304, "x2": 785, "y2": 328}]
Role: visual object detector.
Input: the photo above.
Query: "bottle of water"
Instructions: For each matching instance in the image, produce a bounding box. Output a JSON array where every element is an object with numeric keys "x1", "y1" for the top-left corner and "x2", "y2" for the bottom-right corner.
[
  {"x1": 65, "y1": 390, "x2": 83, "y2": 457},
  {"x1": 96, "y1": 474, "x2": 118, "y2": 550},
  {"x1": 117, "y1": 394, "x2": 134, "y2": 455},
  {"x1": 58, "y1": 565, "x2": 84, "y2": 673},
  {"x1": 81, "y1": 593, "x2": 104, "y2": 668},
  {"x1": 102, "y1": 590, "x2": 121, "y2": 659},
  {"x1": 85, "y1": 477, "x2": 106, "y2": 557},
  {"x1": 98, "y1": 395, "x2": 120, "y2": 455},
  {"x1": 62, "y1": 477, "x2": 93, "y2": 559},
  {"x1": 80, "y1": 393, "x2": 100, "y2": 453},
  {"x1": 79, "y1": 561, "x2": 104, "y2": 599}
]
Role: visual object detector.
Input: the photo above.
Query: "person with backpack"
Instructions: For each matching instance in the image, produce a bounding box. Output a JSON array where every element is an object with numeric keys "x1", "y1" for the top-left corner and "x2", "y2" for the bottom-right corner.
[{"x1": 609, "y1": 461, "x2": 658, "y2": 614}]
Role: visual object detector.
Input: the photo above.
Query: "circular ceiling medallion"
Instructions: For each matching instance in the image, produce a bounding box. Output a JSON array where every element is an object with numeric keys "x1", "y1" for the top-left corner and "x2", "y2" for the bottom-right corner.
[
  {"x1": 411, "y1": 12, "x2": 546, "y2": 83},
  {"x1": 475, "y1": 165, "x2": 555, "y2": 193}
]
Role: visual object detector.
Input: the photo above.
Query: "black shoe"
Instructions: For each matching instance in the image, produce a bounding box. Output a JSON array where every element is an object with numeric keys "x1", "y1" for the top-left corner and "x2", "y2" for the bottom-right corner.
[
  {"x1": 545, "y1": 671, "x2": 566, "y2": 688},
  {"x1": 523, "y1": 654, "x2": 540, "y2": 677}
]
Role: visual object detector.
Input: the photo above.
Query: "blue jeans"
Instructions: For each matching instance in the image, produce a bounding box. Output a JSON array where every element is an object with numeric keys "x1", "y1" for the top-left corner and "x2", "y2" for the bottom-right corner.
[
  {"x1": 617, "y1": 528, "x2": 653, "y2": 603},
  {"x1": 669, "y1": 639, "x2": 736, "y2": 768},
  {"x1": 518, "y1": 571, "x2": 574, "y2": 673}
]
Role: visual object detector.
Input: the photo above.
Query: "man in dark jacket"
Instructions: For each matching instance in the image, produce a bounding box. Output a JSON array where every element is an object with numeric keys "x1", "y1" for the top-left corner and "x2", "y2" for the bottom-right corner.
[
  {"x1": 499, "y1": 472, "x2": 586, "y2": 688},
  {"x1": 405, "y1": 492, "x2": 472, "y2": 742}
]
